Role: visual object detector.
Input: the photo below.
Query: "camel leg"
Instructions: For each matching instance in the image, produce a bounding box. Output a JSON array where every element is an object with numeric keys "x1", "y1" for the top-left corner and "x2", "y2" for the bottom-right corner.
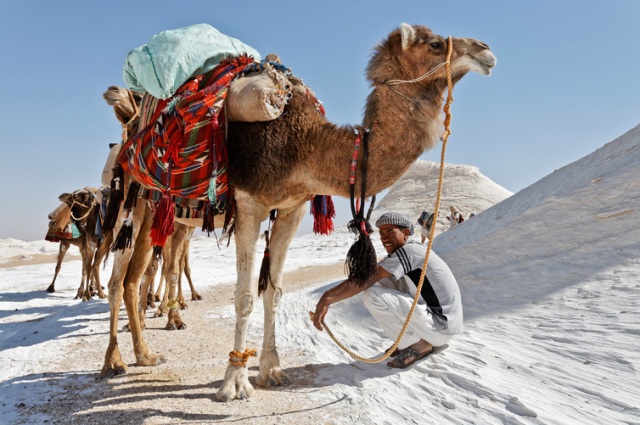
[
  {"x1": 216, "y1": 196, "x2": 269, "y2": 402},
  {"x1": 100, "y1": 200, "x2": 164, "y2": 378},
  {"x1": 183, "y1": 232, "x2": 202, "y2": 301},
  {"x1": 155, "y1": 254, "x2": 170, "y2": 317},
  {"x1": 154, "y1": 268, "x2": 164, "y2": 302},
  {"x1": 47, "y1": 240, "x2": 70, "y2": 293},
  {"x1": 255, "y1": 204, "x2": 306, "y2": 388},
  {"x1": 164, "y1": 223, "x2": 190, "y2": 330},
  {"x1": 80, "y1": 241, "x2": 97, "y2": 301},
  {"x1": 91, "y1": 232, "x2": 111, "y2": 299},
  {"x1": 124, "y1": 254, "x2": 158, "y2": 331}
]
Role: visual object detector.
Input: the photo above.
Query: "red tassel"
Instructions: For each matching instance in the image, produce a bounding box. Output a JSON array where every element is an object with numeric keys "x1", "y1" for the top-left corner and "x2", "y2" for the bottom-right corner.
[
  {"x1": 150, "y1": 192, "x2": 174, "y2": 248},
  {"x1": 311, "y1": 195, "x2": 335, "y2": 235}
]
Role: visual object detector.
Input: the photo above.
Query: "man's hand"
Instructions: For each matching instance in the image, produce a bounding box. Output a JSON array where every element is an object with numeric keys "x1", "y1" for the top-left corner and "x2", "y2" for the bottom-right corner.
[{"x1": 312, "y1": 297, "x2": 329, "y2": 331}]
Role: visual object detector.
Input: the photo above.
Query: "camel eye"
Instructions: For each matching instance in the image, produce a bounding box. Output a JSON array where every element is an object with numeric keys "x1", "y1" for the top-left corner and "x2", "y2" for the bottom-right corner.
[{"x1": 430, "y1": 41, "x2": 443, "y2": 50}]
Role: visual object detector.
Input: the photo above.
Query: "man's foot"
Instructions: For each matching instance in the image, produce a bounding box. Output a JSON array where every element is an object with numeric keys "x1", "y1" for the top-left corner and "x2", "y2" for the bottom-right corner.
[
  {"x1": 386, "y1": 346, "x2": 400, "y2": 357},
  {"x1": 386, "y1": 346, "x2": 434, "y2": 369}
]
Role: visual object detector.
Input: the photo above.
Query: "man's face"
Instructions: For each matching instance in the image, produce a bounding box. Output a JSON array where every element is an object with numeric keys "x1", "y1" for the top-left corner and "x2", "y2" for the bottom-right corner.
[{"x1": 378, "y1": 224, "x2": 409, "y2": 255}]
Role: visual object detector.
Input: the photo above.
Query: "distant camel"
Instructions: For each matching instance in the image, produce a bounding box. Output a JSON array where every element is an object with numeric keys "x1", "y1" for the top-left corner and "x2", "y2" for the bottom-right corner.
[
  {"x1": 98, "y1": 24, "x2": 496, "y2": 404},
  {"x1": 45, "y1": 188, "x2": 109, "y2": 301}
]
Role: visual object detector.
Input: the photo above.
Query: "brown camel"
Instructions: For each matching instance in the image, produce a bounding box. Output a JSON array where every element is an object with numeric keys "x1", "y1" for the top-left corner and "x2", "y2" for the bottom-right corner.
[
  {"x1": 99, "y1": 24, "x2": 496, "y2": 403},
  {"x1": 45, "y1": 188, "x2": 109, "y2": 301}
]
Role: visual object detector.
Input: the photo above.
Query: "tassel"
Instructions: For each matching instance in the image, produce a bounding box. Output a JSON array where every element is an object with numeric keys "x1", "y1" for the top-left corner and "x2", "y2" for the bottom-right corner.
[
  {"x1": 345, "y1": 218, "x2": 377, "y2": 286},
  {"x1": 102, "y1": 165, "x2": 124, "y2": 234},
  {"x1": 150, "y1": 192, "x2": 175, "y2": 248},
  {"x1": 257, "y1": 230, "x2": 271, "y2": 296},
  {"x1": 152, "y1": 245, "x2": 163, "y2": 260},
  {"x1": 123, "y1": 181, "x2": 140, "y2": 211},
  {"x1": 257, "y1": 210, "x2": 277, "y2": 295},
  {"x1": 311, "y1": 195, "x2": 335, "y2": 235},
  {"x1": 201, "y1": 203, "x2": 216, "y2": 236},
  {"x1": 111, "y1": 216, "x2": 133, "y2": 251}
]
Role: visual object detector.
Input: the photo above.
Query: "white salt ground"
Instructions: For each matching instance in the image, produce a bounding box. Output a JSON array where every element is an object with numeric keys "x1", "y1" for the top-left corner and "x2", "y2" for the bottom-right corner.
[{"x1": 1, "y1": 124, "x2": 640, "y2": 424}]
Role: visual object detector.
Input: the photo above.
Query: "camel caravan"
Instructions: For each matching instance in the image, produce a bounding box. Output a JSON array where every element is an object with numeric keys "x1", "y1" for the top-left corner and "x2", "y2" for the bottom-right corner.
[{"x1": 51, "y1": 23, "x2": 495, "y2": 401}]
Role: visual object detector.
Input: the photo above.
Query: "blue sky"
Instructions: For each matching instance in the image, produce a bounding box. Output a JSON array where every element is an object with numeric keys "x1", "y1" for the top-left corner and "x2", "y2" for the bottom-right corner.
[{"x1": 1, "y1": 1, "x2": 638, "y2": 241}]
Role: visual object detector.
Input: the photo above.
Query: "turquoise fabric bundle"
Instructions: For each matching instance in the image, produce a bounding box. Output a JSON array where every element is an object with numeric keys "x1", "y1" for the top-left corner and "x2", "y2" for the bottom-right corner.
[{"x1": 123, "y1": 23, "x2": 261, "y2": 99}]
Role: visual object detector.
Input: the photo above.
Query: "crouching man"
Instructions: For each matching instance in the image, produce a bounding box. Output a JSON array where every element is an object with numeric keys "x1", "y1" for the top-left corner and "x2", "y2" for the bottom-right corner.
[{"x1": 312, "y1": 212, "x2": 463, "y2": 368}]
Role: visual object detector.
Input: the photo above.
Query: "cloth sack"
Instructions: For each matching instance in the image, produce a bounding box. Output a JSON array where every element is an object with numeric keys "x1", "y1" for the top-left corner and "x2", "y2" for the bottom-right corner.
[{"x1": 123, "y1": 23, "x2": 261, "y2": 99}]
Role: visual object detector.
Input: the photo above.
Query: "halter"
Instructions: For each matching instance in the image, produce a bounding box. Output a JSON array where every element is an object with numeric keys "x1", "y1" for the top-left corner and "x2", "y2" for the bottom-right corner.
[
  {"x1": 69, "y1": 190, "x2": 97, "y2": 221},
  {"x1": 313, "y1": 36, "x2": 456, "y2": 363}
]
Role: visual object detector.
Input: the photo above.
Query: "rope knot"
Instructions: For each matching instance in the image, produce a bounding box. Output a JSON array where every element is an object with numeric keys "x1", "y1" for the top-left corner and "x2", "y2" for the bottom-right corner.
[{"x1": 228, "y1": 348, "x2": 257, "y2": 366}]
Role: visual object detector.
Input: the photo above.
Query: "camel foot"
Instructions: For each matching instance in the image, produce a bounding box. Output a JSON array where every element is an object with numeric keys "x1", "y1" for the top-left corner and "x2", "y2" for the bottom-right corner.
[
  {"x1": 135, "y1": 352, "x2": 166, "y2": 367},
  {"x1": 46, "y1": 285, "x2": 55, "y2": 293},
  {"x1": 255, "y1": 366, "x2": 291, "y2": 388},
  {"x1": 165, "y1": 320, "x2": 187, "y2": 331},
  {"x1": 215, "y1": 366, "x2": 255, "y2": 402},
  {"x1": 192, "y1": 294, "x2": 203, "y2": 301},
  {"x1": 100, "y1": 359, "x2": 128, "y2": 378},
  {"x1": 98, "y1": 292, "x2": 107, "y2": 299},
  {"x1": 123, "y1": 322, "x2": 146, "y2": 332}
]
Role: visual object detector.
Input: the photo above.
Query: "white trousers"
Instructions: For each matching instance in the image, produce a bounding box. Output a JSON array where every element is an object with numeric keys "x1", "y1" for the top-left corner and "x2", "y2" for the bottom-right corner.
[{"x1": 363, "y1": 284, "x2": 452, "y2": 349}]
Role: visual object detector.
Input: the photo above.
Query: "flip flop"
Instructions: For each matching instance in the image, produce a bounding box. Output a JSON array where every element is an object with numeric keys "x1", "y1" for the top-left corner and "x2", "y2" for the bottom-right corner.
[{"x1": 386, "y1": 347, "x2": 434, "y2": 369}]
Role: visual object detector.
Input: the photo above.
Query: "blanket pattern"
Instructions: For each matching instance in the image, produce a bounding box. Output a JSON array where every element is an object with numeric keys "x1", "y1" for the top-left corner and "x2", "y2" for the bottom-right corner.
[{"x1": 118, "y1": 55, "x2": 255, "y2": 211}]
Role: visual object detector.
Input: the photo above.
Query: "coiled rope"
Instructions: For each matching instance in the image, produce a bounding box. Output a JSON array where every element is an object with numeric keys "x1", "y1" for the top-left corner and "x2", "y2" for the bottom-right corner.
[{"x1": 312, "y1": 36, "x2": 455, "y2": 363}]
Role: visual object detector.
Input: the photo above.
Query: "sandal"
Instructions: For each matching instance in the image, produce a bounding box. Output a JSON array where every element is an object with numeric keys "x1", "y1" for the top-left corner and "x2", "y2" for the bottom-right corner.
[
  {"x1": 386, "y1": 346, "x2": 400, "y2": 357},
  {"x1": 386, "y1": 347, "x2": 434, "y2": 369}
]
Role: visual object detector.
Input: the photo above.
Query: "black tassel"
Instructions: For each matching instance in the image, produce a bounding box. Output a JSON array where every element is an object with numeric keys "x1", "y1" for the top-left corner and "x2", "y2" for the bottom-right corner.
[
  {"x1": 102, "y1": 165, "x2": 124, "y2": 234},
  {"x1": 257, "y1": 210, "x2": 277, "y2": 296},
  {"x1": 345, "y1": 219, "x2": 378, "y2": 286},
  {"x1": 111, "y1": 218, "x2": 133, "y2": 251},
  {"x1": 201, "y1": 203, "x2": 216, "y2": 236},
  {"x1": 152, "y1": 245, "x2": 163, "y2": 260},
  {"x1": 123, "y1": 181, "x2": 140, "y2": 211},
  {"x1": 257, "y1": 230, "x2": 271, "y2": 296}
]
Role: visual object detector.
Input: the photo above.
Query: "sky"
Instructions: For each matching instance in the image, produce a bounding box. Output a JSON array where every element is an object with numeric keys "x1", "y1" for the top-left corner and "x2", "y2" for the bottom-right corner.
[
  {"x1": 1, "y1": 121, "x2": 638, "y2": 423},
  {"x1": 1, "y1": 0, "x2": 639, "y2": 241}
]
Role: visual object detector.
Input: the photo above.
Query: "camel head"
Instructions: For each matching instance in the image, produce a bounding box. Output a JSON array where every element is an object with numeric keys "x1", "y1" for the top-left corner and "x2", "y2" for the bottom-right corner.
[
  {"x1": 103, "y1": 86, "x2": 142, "y2": 129},
  {"x1": 59, "y1": 188, "x2": 98, "y2": 221},
  {"x1": 367, "y1": 23, "x2": 496, "y2": 87}
]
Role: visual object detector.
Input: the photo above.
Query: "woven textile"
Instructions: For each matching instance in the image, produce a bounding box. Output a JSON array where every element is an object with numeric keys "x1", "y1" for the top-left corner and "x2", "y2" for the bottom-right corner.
[{"x1": 118, "y1": 55, "x2": 255, "y2": 209}]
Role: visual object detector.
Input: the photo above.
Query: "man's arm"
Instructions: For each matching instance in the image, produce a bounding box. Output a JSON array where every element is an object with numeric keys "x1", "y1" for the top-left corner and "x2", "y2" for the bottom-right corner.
[{"x1": 312, "y1": 265, "x2": 392, "y2": 330}]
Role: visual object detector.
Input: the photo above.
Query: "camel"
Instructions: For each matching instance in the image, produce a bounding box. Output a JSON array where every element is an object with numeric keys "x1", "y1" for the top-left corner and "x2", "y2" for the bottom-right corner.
[
  {"x1": 45, "y1": 188, "x2": 109, "y2": 301},
  {"x1": 98, "y1": 24, "x2": 496, "y2": 403}
]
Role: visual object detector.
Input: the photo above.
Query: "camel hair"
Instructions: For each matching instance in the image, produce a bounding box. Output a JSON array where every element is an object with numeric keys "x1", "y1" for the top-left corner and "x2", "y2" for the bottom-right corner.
[
  {"x1": 98, "y1": 24, "x2": 496, "y2": 403},
  {"x1": 46, "y1": 188, "x2": 110, "y2": 301}
]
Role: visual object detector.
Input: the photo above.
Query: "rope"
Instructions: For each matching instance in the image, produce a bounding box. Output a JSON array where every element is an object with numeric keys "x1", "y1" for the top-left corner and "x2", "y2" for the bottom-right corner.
[
  {"x1": 228, "y1": 348, "x2": 257, "y2": 366},
  {"x1": 313, "y1": 36, "x2": 455, "y2": 363},
  {"x1": 121, "y1": 89, "x2": 140, "y2": 142},
  {"x1": 69, "y1": 192, "x2": 97, "y2": 221}
]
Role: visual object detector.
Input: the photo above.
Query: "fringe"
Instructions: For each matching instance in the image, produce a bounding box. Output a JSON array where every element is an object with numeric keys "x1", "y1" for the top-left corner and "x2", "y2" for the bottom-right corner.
[
  {"x1": 257, "y1": 210, "x2": 277, "y2": 296},
  {"x1": 345, "y1": 218, "x2": 377, "y2": 286},
  {"x1": 311, "y1": 195, "x2": 335, "y2": 235},
  {"x1": 257, "y1": 230, "x2": 271, "y2": 296},
  {"x1": 111, "y1": 217, "x2": 133, "y2": 251},
  {"x1": 102, "y1": 165, "x2": 124, "y2": 234},
  {"x1": 123, "y1": 181, "x2": 140, "y2": 211},
  {"x1": 150, "y1": 192, "x2": 175, "y2": 249}
]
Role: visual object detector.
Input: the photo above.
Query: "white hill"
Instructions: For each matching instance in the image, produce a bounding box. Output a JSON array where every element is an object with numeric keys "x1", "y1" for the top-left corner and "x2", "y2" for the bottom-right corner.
[{"x1": 373, "y1": 160, "x2": 512, "y2": 232}]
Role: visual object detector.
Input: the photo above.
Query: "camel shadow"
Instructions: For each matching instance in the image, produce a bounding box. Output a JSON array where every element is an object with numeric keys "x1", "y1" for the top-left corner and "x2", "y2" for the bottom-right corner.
[{"x1": 0, "y1": 295, "x2": 110, "y2": 348}]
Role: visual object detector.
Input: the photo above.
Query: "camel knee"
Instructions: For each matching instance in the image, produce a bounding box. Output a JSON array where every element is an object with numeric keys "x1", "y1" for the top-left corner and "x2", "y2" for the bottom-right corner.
[{"x1": 237, "y1": 292, "x2": 254, "y2": 317}]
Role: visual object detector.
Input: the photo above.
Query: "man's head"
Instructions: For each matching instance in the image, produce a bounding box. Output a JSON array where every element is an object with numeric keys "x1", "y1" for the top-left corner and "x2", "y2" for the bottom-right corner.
[{"x1": 375, "y1": 212, "x2": 413, "y2": 254}]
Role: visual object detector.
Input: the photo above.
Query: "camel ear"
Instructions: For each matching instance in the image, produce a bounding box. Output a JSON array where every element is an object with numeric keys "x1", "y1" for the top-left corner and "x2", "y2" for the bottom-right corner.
[{"x1": 400, "y1": 23, "x2": 416, "y2": 50}]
